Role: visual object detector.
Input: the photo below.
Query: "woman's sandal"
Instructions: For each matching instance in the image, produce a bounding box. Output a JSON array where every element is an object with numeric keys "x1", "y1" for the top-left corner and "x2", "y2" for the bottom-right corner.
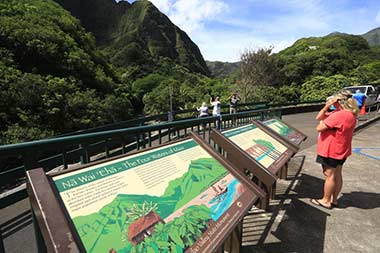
[{"x1": 310, "y1": 198, "x2": 332, "y2": 210}]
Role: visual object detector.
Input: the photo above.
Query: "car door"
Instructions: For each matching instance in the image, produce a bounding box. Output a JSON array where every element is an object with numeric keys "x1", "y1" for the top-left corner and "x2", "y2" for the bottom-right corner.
[{"x1": 366, "y1": 86, "x2": 377, "y2": 106}]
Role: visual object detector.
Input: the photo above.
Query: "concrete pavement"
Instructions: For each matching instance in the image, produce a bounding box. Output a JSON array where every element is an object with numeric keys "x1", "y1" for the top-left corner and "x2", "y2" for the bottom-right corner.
[{"x1": 242, "y1": 117, "x2": 380, "y2": 253}]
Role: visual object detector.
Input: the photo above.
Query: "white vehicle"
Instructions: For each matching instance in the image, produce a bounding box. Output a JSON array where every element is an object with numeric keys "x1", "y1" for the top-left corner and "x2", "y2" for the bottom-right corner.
[{"x1": 342, "y1": 85, "x2": 378, "y2": 106}]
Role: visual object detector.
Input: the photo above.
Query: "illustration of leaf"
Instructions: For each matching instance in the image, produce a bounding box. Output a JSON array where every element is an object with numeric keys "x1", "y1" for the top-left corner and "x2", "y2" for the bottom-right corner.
[
  {"x1": 187, "y1": 223, "x2": 195, "y2": 234},
  {"x1": 170, "y1": 232, "x2": 184, "y2": 248},
  {"x1": 175, "y1": 244, "x2": 184, "y2": 253},
  {"x1": 156, "y1": 240, "x2": 171, "y2": 248},
  {"x1": 146, "y1": 246, "x2": 155, "y2": 253}
]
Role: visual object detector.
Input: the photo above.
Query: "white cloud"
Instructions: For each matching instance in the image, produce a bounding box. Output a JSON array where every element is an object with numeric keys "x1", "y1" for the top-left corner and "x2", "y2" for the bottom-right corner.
[
  {"x1": 376, "y1": 10, "x2": 380, "y2": 24},
  {"x1": 150, "y1": 0, "x2": 228, "y2": 34},
  {"x1": 192, "y1": 29, "x2": 296, "y2": 62},
  {"x1": 149, "y1": 0, "x2": 172, "y2": 13},
  {"x1": 147, "y1": 0, "x2": 380, "y2": 62}
]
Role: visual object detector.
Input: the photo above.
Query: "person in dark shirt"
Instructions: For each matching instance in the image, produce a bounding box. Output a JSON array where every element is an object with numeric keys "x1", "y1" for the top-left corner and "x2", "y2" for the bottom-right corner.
[{"x1": 229, "y1": 93, "x2": 241, "y2": 114}]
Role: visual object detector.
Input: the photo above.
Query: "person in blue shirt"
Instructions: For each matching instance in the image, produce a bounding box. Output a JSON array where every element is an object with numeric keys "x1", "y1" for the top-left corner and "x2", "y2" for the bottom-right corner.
[{"x1": 352, "y1": 89, "x2": 366, "y2": 110}]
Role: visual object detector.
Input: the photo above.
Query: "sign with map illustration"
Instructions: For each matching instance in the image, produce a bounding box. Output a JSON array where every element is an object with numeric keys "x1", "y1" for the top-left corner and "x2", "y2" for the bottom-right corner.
[
  {"x1": 222, "y1": 124, "x2": 294, "y2": 175},
  {"x1": 262, "y1": 118, "x2": 307, "y2": 146},
  {"x1": 41, "y1": 138, "x2": 264, "y2": 253}
]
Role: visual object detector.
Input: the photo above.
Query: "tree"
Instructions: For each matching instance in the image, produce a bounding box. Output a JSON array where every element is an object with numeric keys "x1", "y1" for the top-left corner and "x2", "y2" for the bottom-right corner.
[
  {"x1": 238, "y1": 47, "x2": 282, "y2": 102},
  {"x1": 300, "y1": 74, "x2": 351, "y2": 101}
]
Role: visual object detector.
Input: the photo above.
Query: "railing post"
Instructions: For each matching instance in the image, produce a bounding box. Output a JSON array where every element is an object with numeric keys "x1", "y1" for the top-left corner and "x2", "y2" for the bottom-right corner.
[
  {"x1": 23, "y1": 152, "x2": 38, "y2": 171},
  {"x1": 79, "y1": 144, "x2": 89, "y2": 164},
  {"x1": 32, "y1": 208, "x2": 47, "y2": 253},
  {"x1": 0, "y1": 232, "x2": 5, "y2": 253},
  {"x1": 62, "y1": 149, "x2": 68, "y2": 170},
  {"x1": 105, "y1": 139, "x2": 110, "y2": 158}
]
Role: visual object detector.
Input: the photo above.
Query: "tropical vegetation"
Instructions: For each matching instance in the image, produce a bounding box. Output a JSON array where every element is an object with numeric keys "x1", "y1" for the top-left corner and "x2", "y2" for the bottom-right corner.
[{"x1": 1, "y1": 0, "x2": 379, "y2": 144}]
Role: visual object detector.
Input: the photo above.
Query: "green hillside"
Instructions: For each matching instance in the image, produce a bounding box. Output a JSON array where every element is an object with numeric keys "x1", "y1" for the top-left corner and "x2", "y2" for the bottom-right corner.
[
  {"x1": 55, "y1": 0, "x2": 210, "y2": 76},
  {"x1": 206, "y1": 60, "x2": 240, "y2": 79},
  {"x1": 0, "y1": 0, "x2": 227, "y2": 144},
  {"x1": 54, "y1": 0, "x2": 131, "y2": 45},
  {"x1": 274, "y1": 34, "x2": 380, "y2": 101},
  {"x1": 0, "y1": 0, "x2": 134, "y2": 144}
]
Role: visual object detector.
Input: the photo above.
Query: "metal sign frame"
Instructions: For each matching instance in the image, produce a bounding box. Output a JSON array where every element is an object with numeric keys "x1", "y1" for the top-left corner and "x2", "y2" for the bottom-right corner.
[{"x1": 27, "y1": 134, "x2": 265, "y2": 253}]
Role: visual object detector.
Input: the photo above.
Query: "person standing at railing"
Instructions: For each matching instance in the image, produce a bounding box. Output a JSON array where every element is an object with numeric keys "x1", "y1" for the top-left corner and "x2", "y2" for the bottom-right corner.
[
  {"x1": 197, "y1": 102, "x2": 209, "y2": 131},
  {"x1": 229, "y1": 92, "x2": 241, "y2": 126},
  {"x1": 197, "y1": 102, "x2": 209, "y2": 117},
  {"x1": 311, "y1": 90, "x2": 358, "y2": 209},
  {"x1": 210, "y1": 96, "x2": 221, "y2": 129},
  {"x1": 229, "y1": 92, "x2": 241, "y2": 114}
]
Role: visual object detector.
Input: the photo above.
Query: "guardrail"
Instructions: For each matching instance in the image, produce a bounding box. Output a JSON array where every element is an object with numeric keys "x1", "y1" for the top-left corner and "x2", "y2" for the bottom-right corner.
[
  {"x1": 52, "y1": 101, "x2": 270, "y2": 137},
  {"x1": 0, "y1": 100, "x2": 326, "y2": 206},
  {"x1": 0, "y1": 101, "x2": 327, "y2": 253},
  {"x1": 0, "y1": 108, "x2": 285, "y2": 207}
]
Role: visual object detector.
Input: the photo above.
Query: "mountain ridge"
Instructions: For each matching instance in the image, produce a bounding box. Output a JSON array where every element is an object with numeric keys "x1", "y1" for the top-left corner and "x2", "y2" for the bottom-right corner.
[
  {"x1": 55, "y1": 0, "x2": 210, "y2": 75},
  {"x1": 362, "y1": 27, "x2": 380, "y2": 46}
]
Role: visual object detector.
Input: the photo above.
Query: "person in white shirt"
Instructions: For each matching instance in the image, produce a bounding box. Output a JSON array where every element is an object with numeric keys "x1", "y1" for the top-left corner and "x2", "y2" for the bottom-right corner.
[
  {"x1": 210, "y1": 96, "x2": 221, "y2": 129},
  {"x1": 197, "y1": 102, "x2": 209, "y2": 117},
  {"x1": 210, "y1": 96, "x2": 221, "y2": 116}
]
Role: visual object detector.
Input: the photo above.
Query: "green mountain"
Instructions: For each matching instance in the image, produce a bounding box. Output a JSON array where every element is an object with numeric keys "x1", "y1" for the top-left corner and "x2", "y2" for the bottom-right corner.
[
  {"x1": 71, "y1": 157, "x2": 227, "y2": 252},
  {"x1": 362, "y1": 27, "x2": 380, "y2": 46},
  {"x1": 276, "y1": 33, "x2": 379, "y2": 85},
  {"x1": 55, "y1": 0, "x2": 210, "y2": 76},
  {"x1": 206, "y1": 60, "x2": 240, "y2": 79},
  {"x1": 53, "y1": 0, "x2": 130, "y2": 45},
  {"x1": 327, "y1": 27, "x2": 380, "y2": 46},
  {"x1": 0, "y1": 0, "x2": 134, "y2": 144},
  {"x1": 273, "y1": 33, "x2": 380, "y2": 102}
]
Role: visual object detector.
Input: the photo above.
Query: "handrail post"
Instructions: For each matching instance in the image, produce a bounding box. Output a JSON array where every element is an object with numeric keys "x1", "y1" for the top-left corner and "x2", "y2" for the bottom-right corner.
[
  {"x1": 62, "y1": 149, "x2": 68, "y2": 170},
  {"x1": 32, "y1": 208, "x2": 47, "y2": 253},
  {"x1": 0, "y1": 232, "x2": 5, "y2": 253},
  {"x1": 79, "y1": 144, "x2": 89, "y2": 164},
  {"x1": 23, "y1": 152, "x2": 38, "y2": 171}
]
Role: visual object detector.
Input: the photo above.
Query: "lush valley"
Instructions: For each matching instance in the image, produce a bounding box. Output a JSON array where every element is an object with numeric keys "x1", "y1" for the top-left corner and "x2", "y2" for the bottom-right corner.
[
  {"x1": 0, "y1": 0, "x2": 379, "y2": 144},
  {"x1": 0, "y1": 0, "x2": 134, "y2": 143}
]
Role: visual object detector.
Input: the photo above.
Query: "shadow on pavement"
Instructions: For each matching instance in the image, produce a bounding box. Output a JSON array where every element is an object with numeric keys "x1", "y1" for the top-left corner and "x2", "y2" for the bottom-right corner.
[
  {"x1": 337, "y1": 191, "x2": 380, "y2": 209},
  {"x1": 242, "y1": 155, "x2": 331, "y2": 253},
  {"x1": 0, "y1": 210, "x2": 32, "y2": 239}
]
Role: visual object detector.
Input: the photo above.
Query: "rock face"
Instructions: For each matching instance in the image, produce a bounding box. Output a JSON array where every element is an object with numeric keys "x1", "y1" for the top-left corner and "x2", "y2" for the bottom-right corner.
[
  {"x1": 55, "y1": 0, "x2": 210, "y2": 75},
  {"x1": 362, "y1": 27, "x2": 380, "y2": 46}
]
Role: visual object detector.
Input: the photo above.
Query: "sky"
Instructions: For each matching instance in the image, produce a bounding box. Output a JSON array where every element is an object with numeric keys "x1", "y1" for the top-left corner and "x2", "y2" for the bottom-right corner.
[{"x1": 128, "y1": 0, "x2": 380, "y2": 62}]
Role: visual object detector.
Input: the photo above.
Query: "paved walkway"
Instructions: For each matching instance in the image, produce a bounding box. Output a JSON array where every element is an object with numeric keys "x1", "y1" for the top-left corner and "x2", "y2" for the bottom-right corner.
[{"x1": 242, "y1": 117, "x2": 380, "y2": 253}]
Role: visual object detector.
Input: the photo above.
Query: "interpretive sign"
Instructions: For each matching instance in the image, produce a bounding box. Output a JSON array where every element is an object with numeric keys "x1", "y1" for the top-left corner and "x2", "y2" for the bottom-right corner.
[
  {"x1": 27, "y1": 135, "x2": 265, "y2": 253},
  {"x1": 217, "y1": 123, "x2": 295, "y2": 175},
  {"x1": 261, "y1": 118, "x2": 307, "y2": 146}
]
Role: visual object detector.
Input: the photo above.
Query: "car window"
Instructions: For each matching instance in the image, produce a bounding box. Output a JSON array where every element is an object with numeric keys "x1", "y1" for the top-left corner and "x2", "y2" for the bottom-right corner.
[{"x1": 344, "y1": 87, "x2": 366, "y2": 94}]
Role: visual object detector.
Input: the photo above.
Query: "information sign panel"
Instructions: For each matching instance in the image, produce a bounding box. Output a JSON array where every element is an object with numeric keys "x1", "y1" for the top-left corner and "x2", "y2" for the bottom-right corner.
[
  {"x1": 27, "y1": 136, "x2": 265, "y2": 253},
  {"x1": 262, "y1": 118, "x2": 307, "y2": 146},
  {"x1": 220, "y1": 123, "x2": 294, "y2": 175}
]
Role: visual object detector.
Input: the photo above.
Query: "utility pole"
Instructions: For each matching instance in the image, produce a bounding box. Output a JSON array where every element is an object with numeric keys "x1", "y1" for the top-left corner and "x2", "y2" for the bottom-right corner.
[{"x1": 168, "y1": 83, "x2": 173, "y2": 122}]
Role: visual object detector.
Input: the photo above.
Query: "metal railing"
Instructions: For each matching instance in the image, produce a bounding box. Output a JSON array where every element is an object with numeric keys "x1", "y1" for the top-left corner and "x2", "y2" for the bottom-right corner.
[
  {"x1": 0, "y1": 100, "x2": 327, "y2": 204},
  {"x1": 0, "y1": 100, "x2": 328, "y2": 252},
  {"x1": 0, "y1": 108, "x2": 286, "y2": 206}
]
